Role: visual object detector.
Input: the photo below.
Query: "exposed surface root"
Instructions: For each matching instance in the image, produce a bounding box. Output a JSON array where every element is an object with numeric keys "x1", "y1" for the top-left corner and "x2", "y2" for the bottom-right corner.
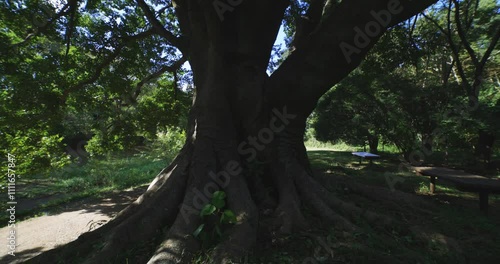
[
  {"x1": 210, "y1": 221, "x2": 257, "y2": 264},
  {"x1": 285, "y1": 159, "x2": 406, "y2": 234},
  {"x1": 315, "y1": 169, "x2": 436, "y2": 214},
  {"x1": 147, "y1": 213, "x2": 201, "y2": 263},
  {"x1": 302, "y1": 174, "x2": 399, "y2": 230},
  {"x1": 271, "y1": 160, "x2": 308, "y2": 234},
  {"x1": 344, "y1": 181, "x2": 436, "y2": 215},
  {"x1": 210, "y1": 172, "x2": 259, "y2": 263},
  {"x1": 86, "y1": 157, "x2": 190, "y2": 263},
  {"x1": 146, "y1": 137, "x2": 221, "y2": 263},
  {"x1": 294, "y1": 169, "x2": 359, "y2": 231}
]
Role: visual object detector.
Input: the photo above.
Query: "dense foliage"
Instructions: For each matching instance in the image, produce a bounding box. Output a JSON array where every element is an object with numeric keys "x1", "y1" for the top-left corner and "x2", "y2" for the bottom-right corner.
[
  {"x1": 0, "y1": 0, "x2": 191, "y2": 175},
  {"x1": 314, "y1": 0, "x2": 500, "y2": 168}
]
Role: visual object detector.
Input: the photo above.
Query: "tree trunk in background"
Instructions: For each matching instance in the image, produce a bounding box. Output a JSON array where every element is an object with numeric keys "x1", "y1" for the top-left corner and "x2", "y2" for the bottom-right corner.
[
  {"x1": 476, "y1": 130, "x2": 495, "y2": 166},
  {"x1": 368, "y1": 134, "x2": 379, "y2": 153},
  {"x1": 422, "y1": 133, "x2": 433, "y2": 154}
]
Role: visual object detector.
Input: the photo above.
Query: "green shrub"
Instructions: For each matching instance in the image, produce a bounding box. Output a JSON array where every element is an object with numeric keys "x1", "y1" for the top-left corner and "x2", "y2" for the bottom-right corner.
[
  {"x1": 3, "y1": 129, "x2": 71, "y2": 175},
  {"x1": 85, "y1": 131, "x2": 124, "y2": 157},
  {"x1": 150, "y1": 126, "x2": 186, "y2": 159}
]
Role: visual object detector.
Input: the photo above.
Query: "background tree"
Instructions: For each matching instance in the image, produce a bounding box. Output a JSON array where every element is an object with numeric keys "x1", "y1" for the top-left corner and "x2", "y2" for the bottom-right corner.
[
  {"x1": 314, "y1": 26, "x2": 449, "y2": 156},
  {"x1": 421, "y1": 0, "x2": 500, "y2": 164},
  {"x1": 313, "y1": 0, "x2": 499, "y2": 167},
  {"x1": 1, "y1": 0, "x2": 191, "y2": 173}
]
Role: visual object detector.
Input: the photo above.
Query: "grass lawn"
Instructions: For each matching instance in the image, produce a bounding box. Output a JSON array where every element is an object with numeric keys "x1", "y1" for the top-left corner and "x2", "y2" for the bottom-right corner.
[
  {"x1": 230, "y1": 147, "x2": 500, "y2": 264},
  {"x1": 0, "y1": 152, "x2": 171, "y2": 226},
  {"x1": 279, "y1": 148, "x2": 500, "y2": 264}
]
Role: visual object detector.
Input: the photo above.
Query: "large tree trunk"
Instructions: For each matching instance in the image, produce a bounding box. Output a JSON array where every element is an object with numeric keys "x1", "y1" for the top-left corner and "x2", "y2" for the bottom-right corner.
[{"x1": 29, "y1": 0, "x2": 439, "y2": 263}]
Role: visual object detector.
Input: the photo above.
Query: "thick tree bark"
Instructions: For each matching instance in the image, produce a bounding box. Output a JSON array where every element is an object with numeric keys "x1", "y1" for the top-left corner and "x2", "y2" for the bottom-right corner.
[{"x1": 28, "y1": 0, "x2": 440, "y2": 263}]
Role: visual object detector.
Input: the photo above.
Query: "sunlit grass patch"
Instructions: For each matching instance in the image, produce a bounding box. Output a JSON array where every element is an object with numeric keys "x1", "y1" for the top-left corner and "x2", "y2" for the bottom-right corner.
[{"x1": 0, "y1": 151, "x2": 173, "y2": 227}]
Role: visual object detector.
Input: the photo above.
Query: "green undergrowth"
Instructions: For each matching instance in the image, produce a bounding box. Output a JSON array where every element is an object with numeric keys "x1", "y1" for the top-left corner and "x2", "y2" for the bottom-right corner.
[{"x1": 0, "y1": 151, "x2": 171, "y2": 227}]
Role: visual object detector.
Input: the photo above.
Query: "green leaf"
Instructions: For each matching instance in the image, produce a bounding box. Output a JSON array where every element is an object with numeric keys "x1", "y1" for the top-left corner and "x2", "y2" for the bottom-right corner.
[
  {"x1": 221, "y1": 209, "x2": 237, "y2": 224},
  {"x1": 193, "y1": 224, "x2": 205, "y2": 237},
  {"x1": 211, "y1": 198, "x2": 225, "y2": 209},
  {"x1": 214, "y1": 225, "x2": 222, "y2": 238},
  {"x1": 212, "y1": 191, "x2": 226, "y2": 200},
  {"x1": 200, "y1": 204, "x2": 216, "y2": 216},
  {"x1": 211, "y1": 191, "x2": 226, "y2": 209}
]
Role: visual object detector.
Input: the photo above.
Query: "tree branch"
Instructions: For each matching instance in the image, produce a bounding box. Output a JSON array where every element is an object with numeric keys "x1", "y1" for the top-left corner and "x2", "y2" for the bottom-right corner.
[
  {"x1": 306, "y1": 0, "x2": 327, "y2": 22},
  {"x1": 171, "y1": 0, "x2": 191, "y2": 40},
  {"x1": 452, "y1": 0, "x2": 479, "y2": 67},
  {"x1": 64, "y1": 0, "x2": 79, "y2": 58},
  {"x1": 267, "y1": 0, "x2": 439, "y2": 115},
  {"x1": 408, "y1": 13, "x2": 419, "y2": 43},
  {"x1": 478, "y1": 26, "x2": 500, "y2": 73},
  {"x1": 61, "y1": 28, "x2": 156, "y2": 103},
  {"x1": 421, "y1": 10, "x2": 470, "y2": 93},
  {"x1": 471, "y1": 25, "x2": 500, "y2": 96},
  {"x1": 136, "y1": 0, "x2": 186, "y2": 53},
  {"x1": 11, "y1": 3, "x2": 72, "y2": 48},
  {"x1": 291, "y1": 0, "x2": 327, "y2": 49},
  {"x1": 423, "y1": 0, "x2": 500, "y2": 97},
  {"x1": 464, "y1": 0, "x2": 480, "y2": 31},
  {"x1": 420, "y1": 12, "x2": 448, "y2": 37},
  {"x1": 132, "y1": 56, "x2": 188, "y2": 101}
]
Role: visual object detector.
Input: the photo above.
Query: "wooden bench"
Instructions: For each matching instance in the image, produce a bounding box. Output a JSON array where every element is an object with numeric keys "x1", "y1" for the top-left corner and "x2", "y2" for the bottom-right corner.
[
  {"x1": 414, "y1": 166, "x2": 500, "y2": 214},
  {"x1": 351, "y1": 152, "x2": 380, "y2": 164}
]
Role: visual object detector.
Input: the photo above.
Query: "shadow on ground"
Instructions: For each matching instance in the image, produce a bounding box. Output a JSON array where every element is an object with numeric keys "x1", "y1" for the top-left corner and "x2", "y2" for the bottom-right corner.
[
  {"x1": 0, "y1": 247, "x2": 44, "y2": 264},
  {"x1": 0, "y1": 186, "x2": 147, "y2": 263}
]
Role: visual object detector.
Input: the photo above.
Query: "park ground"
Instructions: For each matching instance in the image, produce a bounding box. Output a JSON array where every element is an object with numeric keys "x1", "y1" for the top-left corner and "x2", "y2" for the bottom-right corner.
[{"x1": 1, "y1": 144, "x2": 499, "y2": 264}]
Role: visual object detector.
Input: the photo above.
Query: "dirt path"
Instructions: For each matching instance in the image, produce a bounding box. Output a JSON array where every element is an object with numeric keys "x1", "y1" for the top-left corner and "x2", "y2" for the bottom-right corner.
[{"x1": 0, "y1": 186, "x2": 146, "y2": 264}]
